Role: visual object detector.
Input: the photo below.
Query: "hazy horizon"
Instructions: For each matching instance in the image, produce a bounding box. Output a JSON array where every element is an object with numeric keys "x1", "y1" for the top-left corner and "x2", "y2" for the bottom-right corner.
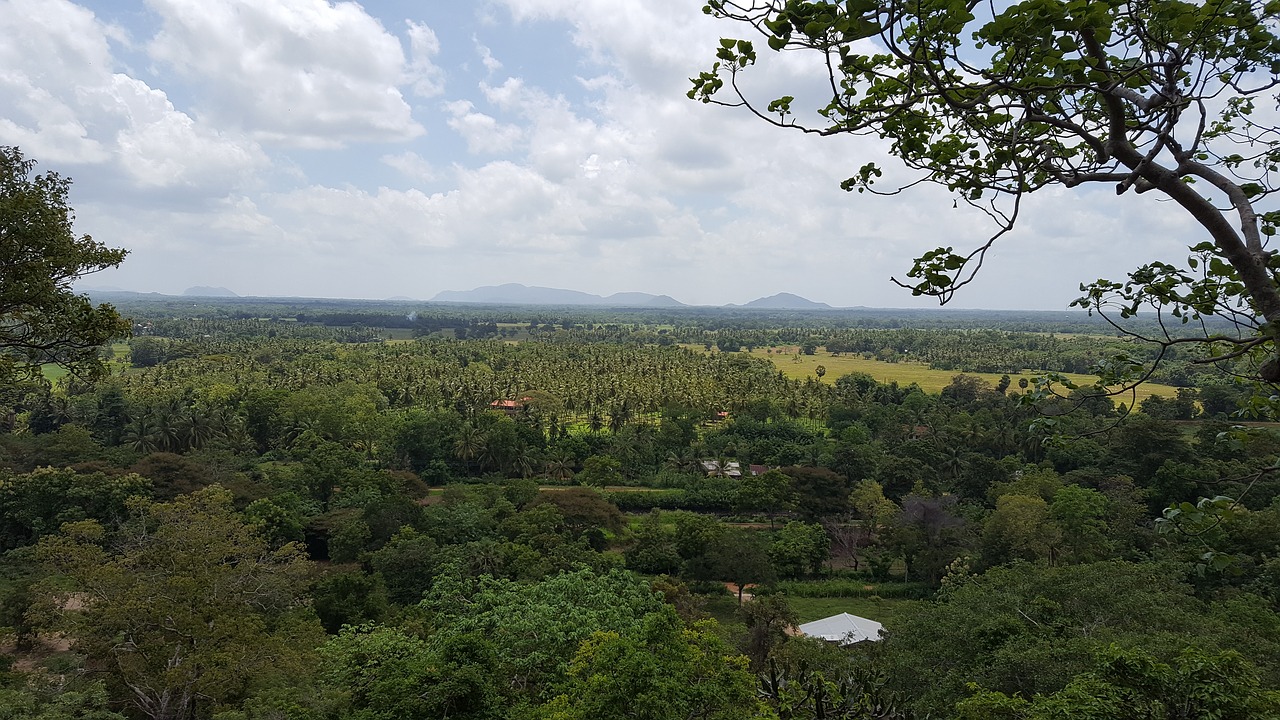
[{"x1": 9, "y1": 0, "x2": 1203, "y2": 311}]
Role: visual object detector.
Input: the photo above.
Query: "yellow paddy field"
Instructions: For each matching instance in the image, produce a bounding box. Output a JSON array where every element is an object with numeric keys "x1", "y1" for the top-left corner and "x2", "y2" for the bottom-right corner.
[{"x1": 742, "y1": 347, "x2": 1180, "y2": 405}]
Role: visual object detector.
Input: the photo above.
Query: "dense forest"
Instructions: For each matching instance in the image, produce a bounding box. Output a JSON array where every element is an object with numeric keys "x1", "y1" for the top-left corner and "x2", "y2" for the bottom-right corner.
[
  {"x1": 3, "y1": 299, "x2": 1279, "y2": 719},
  {"x1": 9, "y1": 0, "x2": 1280, "y2": 713}
]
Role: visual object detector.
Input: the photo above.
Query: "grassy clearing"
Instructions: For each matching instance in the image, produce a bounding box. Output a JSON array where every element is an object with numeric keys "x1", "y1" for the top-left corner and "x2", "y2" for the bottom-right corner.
[
  {"x1": 702, "y1": 591, "x2": 747, "y2": 633},
  {"x1": 699, "y1": 588, "x2": 922, "y2": 634},
  {"x1": 742, "y1": 347, "x2": 1178, "y2": 405},
  {"x1": 784, "y1": 595, "x2": 921, "y2": 627},
  {"x1": 41, "y1": 364, "x2": 69, "y2": 382},
  {"x1": 382, "y1": 328, "x2": 417, "y2": 341}
]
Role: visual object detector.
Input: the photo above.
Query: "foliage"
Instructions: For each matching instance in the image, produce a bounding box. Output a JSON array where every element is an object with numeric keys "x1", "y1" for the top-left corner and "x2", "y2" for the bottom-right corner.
[
  {"x1": 537, "y1": 606, "x2": 773, "y2": 720},
  {"x1": 0, "y1": 467, "x2": 150, "y2": 551},
  {"x1": 693, "y1": 0, "x2": 1280, "y2": 397},
  {"x1": 883, "y1": 561, "x2": 1280, "y2": 715},
  {"x1": 419, "y1": 566, "x2": 665, "y2": 700},
  {"x1": 0, "y1": 675, "x2": 126, "y2": 720},
  {"x1": 757, "y1": 653, "x2": 918, "y2": 720},
  {"x1": 0, "y1": 146, "x2": 129, "y2": 383},
  {"x1": 319, "y1": 623, "x2": 500, "y2": 720},
  {"x1": 955, "y1": 644, "x2": 1280, "y2": 720},
  {"x1": 2, "y1": 294, "x2": 1278, "y2": 718},
  {"x1": 34, "y1": 486, "x2": 320, "y2": 720},
  {"x1": 769, "y1": 520, "x2": 830, "y2": 578},
  {"x1": 770, "y1": 580, "x2": 930, "y2": 599}
]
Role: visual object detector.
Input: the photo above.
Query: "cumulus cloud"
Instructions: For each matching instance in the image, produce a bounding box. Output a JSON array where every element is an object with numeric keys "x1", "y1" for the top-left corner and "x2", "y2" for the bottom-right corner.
[
  {"x1": 0, "y1": 0, "x2": 119, "y2": 164},
  {"x1": 475, "y1": 40, "x2": 503, "y2": 74},
  {"x1": 145, "y1": 0, "x2": 426, "y2": 147},
  {"x1": 105, "y1": 75, "x2": 267, "y2": 190},
  {"x1": 7, "y1": 0, "x2": 1210, "y2": 308},
  {"x1": 0, "y1": 0, "x2": 266, "y2": 196},
  {"x1": 443, "y1": 100, "x2": 524, "y2": 154},
  {"x1": 381, "y1": 151, "x2": 438, "y2": 183},
  {"x1": 405, "y1": 20, "x2": 446, "y2": 97}
]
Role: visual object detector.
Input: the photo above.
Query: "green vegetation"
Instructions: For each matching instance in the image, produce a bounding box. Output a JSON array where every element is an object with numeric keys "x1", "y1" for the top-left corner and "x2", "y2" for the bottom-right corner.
[
  {"x1": 743, "y1": 347, "x2": 1178, "y2": 404},
  {"x1": 785, "y1": 596, "x2": 919, "y2": 626},
  {"x1": 695, "y1": 0, "x2": 1280, "y2": 415},
  {"x1": 8, "y1": 42, "x2": 1280, "y2": 718},
  {"x1": 3, "y1": 293, "x2": 1277, "y2": 718},
  {"x1": 0, "y1": 146, "x2": 130, "y2": 384}
]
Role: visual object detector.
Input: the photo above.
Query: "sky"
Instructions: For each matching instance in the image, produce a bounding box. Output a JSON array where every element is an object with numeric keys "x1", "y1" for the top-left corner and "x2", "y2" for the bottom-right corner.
[{"x1": 1, "y1": 0, "x2": 1206, "y2": 309}]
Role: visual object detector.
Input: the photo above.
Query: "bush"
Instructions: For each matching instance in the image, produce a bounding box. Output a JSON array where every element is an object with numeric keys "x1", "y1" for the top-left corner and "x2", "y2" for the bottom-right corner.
[
  {"x1": 770, "y1": 580, "x2": 931, "y2": 599},
  {"x1": 604, "y1": 489, "x2": 689, "y2": 511}
]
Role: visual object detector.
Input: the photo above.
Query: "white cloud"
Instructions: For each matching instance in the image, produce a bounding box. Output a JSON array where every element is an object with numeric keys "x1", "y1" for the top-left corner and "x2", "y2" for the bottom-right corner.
[
  {"x1": 0, "y1": 0, "x2": 265, "y2": 195},
  {"x1": 405, "y1": 20, "x2": 446, "y2": 97},
  {"x1": 443, "y1": 100, "x2": 524, "y2": 154},
  {"x1": 145, "y1": 0, "x2": 426, "y2": 147},
  {"x1": 475, "y1": 39, "x2": 503, "y2": 73},
  {"x1": 0, "y1": 0, "x2": 118, "y2": 163},
  {"x1": 381, "y1": 151, "x2": 438, "y2": 183},
  {"x1": 104, "y1": 75, "x2": 268, "y2": 190}
]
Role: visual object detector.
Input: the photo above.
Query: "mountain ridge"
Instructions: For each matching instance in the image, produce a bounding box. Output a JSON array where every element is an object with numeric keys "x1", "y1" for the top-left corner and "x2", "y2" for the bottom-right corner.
[
  {"x1": 732, "y1": 292, "x2": 832, "y2": 310},
  {"x1": 430, "y1": 283, "x2": 832, "y2": 309},
  {"x1": 431, "y1": 283, "x2": 689, "y2": 307},
  {"x1": 183, "y1": 286, "x2": 239, "y2": 297}
]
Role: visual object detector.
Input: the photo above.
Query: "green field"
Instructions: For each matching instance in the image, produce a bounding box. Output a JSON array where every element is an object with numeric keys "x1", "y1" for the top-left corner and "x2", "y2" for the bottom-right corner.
[
  {"x1": 41, "y1": 364, "x2": 69, "y2": 382},
  {"x1": 700, "y1": 589, "x2": 920, "y2": 635},
  {"x1": 785, "y1": 595, "x2": 920, "y2": 627},
  {"x1": 41, "y1": 342, "x2": 133, "y2": 383},
  {"x1": 382, "y1": 328, "x2": 417, "y2": 341},
  {"x1": 745, "y1": 347, "x2": 1178, "y2": 405}
]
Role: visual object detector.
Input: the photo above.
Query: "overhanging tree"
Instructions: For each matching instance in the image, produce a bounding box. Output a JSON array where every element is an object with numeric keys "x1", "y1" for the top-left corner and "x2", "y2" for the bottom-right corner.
[
  {"x1": 691, "y1": 0, "x2": 1280, "y2": 395},
  {"x1": 0, "y1": 146, "x2": 129, "y2": 382}
]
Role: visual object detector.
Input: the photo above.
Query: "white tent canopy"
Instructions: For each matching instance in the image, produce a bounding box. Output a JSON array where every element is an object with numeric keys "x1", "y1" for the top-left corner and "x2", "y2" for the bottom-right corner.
[{"x1": 797, "y1": 612, "x2": 883, "y2": 645}]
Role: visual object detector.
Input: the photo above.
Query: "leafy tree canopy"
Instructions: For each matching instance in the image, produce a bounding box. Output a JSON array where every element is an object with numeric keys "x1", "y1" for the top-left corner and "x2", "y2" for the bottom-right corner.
[
  {"x1": 419, "y1": 566, "x2": 664, "y2": 699},
  {"x1": 0, "y1": 146, "x2": 129, "y2": 382},
  {"x1": 884, "y1": 561, "x2": 1280, "y2": 715},
  {"x1": 537, "y1": 606, "x2": 773, "y2": 720},
  {"x1": 34, "y1": 486, "x2": 319, "y2": 720},
  {"x1": 693, "y1": 0, "x2": 1280, "y2": 392}
]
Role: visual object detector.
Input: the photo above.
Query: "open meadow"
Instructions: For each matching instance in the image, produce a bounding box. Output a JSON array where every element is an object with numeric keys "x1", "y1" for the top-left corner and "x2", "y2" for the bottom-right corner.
[{"x1": 745, "y1": 346, "x2": 1179, "y2": 405}]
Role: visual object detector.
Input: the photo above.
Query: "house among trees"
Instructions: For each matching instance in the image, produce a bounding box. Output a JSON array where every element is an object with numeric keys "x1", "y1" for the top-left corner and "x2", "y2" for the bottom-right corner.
[
  {"x1": 699, "y1": 461, "x2": 772, "y2": 478},
  {"x1": 489, "y1": 397, "x2": 532, "y2": 416},
  {"x1": 700, "y1": 460, "x2": 742, "y2": 478},
  {"x1": 797, "y1": 612, "x2": 883, "y2": 645}
]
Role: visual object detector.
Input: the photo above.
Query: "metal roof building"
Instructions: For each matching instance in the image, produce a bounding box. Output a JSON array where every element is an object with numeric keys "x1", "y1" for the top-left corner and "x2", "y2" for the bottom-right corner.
[{"x1": 797, "y1": 613, "x2": 884, "y2": 645}]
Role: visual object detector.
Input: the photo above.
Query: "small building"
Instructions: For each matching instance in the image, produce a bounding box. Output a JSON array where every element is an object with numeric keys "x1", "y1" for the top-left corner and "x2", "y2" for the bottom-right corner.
[
  {"x1": 797, "y1": 612, "x2": 883, "y2": 645},
  {"x1": 489, "y1": 397, "x2": 532, "y2": 416},
  {"x1": 700, "y1": 460, "x2": 742, "y2": 478}
]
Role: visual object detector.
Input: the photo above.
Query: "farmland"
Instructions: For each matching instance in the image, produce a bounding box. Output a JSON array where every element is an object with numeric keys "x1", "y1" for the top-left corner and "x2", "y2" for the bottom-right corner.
[
  {"x1": 748, "y1": 347, "x2": 1180, "y2": 404},
  {"x1": 5, "y1": 297, "x2": 1276, "y2": 719}
]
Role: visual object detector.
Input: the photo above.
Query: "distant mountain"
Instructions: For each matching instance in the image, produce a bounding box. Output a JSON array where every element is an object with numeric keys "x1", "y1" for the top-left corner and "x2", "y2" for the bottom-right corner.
[
  {"x1": 384, "y1": 296, "x2": 418, "y2": 302},
  {"x1": 604, "y1": 292, "x2": 686, "y2": 307},
  {"x1": 432, "y1": 284, "x2": 686, "y2": 307},
  {"x1": 183, "y1": 286, "x2": 239, "y2": 297},
  {"x1": 736, "y1": 292, "x2": 832, "y2": 309}
]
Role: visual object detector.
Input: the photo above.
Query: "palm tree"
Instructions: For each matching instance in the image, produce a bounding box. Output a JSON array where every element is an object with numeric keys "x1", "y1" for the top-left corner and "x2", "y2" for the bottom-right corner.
[
  {"x1": 122, "y1": 416, "x2": 160, "y2": 454},
  {"x1": 665, "y1": 451, "x2": 703, "y2": 475},
  {"x1": 607, "y1": 400, "x2": 634, "y2": 434},
  {"x1": 545, "y1": 451, "x2": 576, "y2": 482},
  {"x1": 939, "y1": 446, "x2": 969, "y2": 485},
  {"x1": 508, "y1": 445, "x2": 537, "y2": 479},
  {"x1": 453, "y1": 424, "x2": 486, "y2": 473},
  {"x1": 151, "y1": 408, "x2": 183, "y2": 453},
  {"x1": 707, "y1": 456, "x2": 738, "y2": 478},
  {"x1": 179, "y1": 408, "x2": 217, "y2": 450}
]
